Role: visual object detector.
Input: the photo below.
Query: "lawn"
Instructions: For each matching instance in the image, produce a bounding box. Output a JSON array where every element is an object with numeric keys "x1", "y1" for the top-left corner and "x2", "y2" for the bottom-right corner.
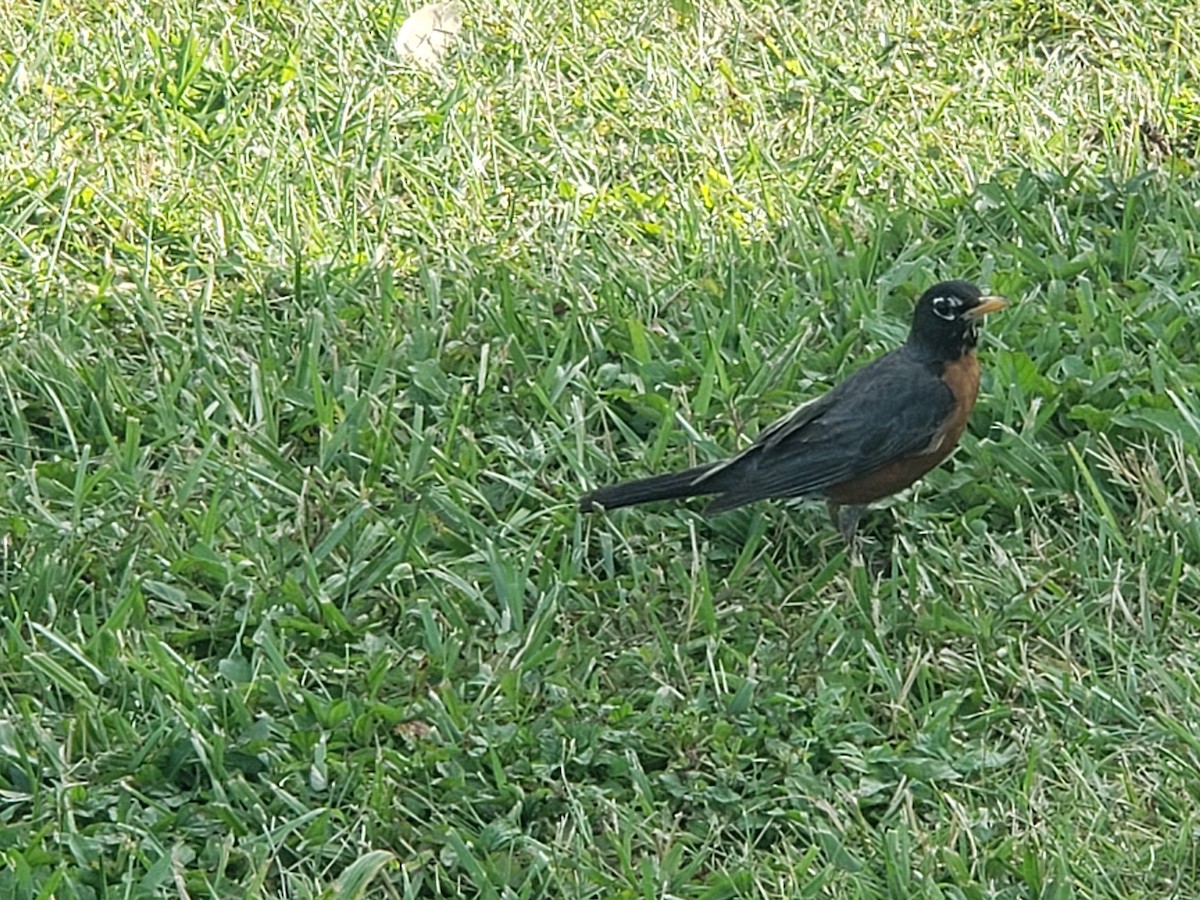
[{"x1": 2, "y1": 0, "x2": 1199, "y2": 896}]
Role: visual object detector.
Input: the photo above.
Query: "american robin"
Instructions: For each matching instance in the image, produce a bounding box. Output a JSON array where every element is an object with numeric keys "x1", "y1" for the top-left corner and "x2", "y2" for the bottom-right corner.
[{"x1": 579, "y1": 280, "x2": 1007, "y2": 540}]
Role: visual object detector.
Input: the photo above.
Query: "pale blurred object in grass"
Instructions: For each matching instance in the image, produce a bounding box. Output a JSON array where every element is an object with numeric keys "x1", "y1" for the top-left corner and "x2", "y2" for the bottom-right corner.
[{"x1": 393, "y1": 2, "x2": 463, "y2": 69}]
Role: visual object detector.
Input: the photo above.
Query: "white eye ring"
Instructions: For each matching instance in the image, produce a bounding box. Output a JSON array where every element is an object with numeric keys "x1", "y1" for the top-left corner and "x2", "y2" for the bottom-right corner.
[{"x1": 931, "y1": 296, "x2": 960, "y2": 321}]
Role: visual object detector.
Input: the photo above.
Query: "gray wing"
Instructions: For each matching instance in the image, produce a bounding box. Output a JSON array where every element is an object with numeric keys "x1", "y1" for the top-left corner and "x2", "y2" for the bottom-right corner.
[{"x1": 695, "y1": 349, "x2": 955, "y2": 509}]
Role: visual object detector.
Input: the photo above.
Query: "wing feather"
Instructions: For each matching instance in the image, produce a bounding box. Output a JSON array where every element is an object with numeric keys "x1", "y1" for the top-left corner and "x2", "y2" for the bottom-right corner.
[{"x1": 698, "y1": 347, "x2": 954, "y2": 511}]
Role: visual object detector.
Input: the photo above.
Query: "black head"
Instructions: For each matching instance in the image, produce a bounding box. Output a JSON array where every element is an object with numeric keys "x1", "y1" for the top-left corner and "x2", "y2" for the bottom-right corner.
[{"x1": 907, "y1": 280, "x2": 1007, "y2": 361}]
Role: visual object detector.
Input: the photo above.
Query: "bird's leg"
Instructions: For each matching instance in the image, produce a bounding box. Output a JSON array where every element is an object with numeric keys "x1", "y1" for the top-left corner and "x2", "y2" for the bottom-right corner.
[{"x1": 827, "y1": 501, "x2": 864, "y2": 544}]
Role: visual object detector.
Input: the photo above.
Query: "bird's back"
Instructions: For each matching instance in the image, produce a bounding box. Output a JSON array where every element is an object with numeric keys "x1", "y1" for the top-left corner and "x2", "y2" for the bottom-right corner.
[{"x1": 697, "y1": 344, "x2": 958, "y2": 512}]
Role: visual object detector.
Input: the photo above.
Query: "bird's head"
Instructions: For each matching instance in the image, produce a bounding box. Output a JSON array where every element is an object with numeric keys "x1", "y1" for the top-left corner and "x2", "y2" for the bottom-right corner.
[{"x1": 908, "y1": 280, "x2": 1007, "y2": 360}]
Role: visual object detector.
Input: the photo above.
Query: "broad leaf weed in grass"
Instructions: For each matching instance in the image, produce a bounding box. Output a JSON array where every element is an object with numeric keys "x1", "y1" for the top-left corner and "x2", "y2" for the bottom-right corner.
[{"x1": 1, "y1": 0, "x2": 1199, "y2": 897}]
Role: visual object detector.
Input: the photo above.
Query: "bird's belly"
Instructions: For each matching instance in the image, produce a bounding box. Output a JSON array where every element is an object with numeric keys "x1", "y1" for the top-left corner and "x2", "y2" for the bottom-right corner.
[{"x1": 824, "y1": 452, "x2": 953, "y2": 505}]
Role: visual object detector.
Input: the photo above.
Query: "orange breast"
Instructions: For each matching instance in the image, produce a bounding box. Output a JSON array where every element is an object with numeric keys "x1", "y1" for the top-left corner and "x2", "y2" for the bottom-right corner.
[{"x1": 826, "y1": 351, "x2": 981, "y2": 506}]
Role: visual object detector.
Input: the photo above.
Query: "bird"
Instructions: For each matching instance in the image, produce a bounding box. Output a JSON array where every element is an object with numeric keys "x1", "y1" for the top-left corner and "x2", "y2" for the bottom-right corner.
[{"x1": 578, "y1": 280, "x2": 1008, "y2": 541}]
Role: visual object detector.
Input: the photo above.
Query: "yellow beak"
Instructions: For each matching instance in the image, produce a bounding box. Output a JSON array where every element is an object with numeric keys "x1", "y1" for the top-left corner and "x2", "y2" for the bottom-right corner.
[{"x1": 965, "y1": 295, "x2": 1008, "y2": 319}]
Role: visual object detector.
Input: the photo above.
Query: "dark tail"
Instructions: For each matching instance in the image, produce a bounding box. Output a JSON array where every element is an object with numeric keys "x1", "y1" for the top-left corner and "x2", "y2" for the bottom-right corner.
[{"x1": 579, "y1": 462, "x2": 726, "y2": 512}]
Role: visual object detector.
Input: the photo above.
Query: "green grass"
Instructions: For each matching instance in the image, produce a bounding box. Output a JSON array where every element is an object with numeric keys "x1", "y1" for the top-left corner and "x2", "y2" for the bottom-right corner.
[{"x1": 2, "y1": 0, "x2": 1200, "y2": 896}]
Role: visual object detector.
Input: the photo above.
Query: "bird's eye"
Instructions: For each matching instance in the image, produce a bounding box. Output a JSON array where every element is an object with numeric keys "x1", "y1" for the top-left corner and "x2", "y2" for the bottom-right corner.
[{"x1": 931, "y1": 295, "x2": 961, "y2": 321}]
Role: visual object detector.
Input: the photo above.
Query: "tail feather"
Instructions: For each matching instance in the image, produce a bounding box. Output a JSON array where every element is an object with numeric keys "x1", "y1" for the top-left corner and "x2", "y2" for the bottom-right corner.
[{"x1": 579, "y1": 462, "x2": 726, "y2": 512}]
